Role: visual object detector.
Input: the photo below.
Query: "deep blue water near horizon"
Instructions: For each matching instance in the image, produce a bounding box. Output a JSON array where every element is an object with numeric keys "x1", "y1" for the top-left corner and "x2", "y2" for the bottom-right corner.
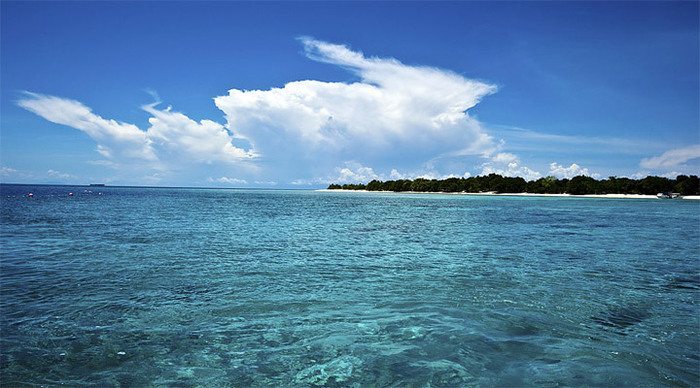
[{"x1": 1, "y1": 185, "x2": 698, "y2": 387}]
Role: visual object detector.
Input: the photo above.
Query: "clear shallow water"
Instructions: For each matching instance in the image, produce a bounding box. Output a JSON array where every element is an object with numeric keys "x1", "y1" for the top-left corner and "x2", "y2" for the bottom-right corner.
[{"x1": 1, "y1": 185, "x2": 699, "y2": 387}]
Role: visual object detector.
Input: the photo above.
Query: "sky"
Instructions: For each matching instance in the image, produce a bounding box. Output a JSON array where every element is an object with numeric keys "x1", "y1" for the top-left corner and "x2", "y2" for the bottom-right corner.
[{"x1": 1, "y1": 1, "x2": 698, "y2": 187}]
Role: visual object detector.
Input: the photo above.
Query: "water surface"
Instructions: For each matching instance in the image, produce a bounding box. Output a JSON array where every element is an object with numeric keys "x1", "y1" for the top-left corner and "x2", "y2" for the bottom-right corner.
[{"x1": 1, "y1": 185, "x2": 698, "y2": 386}]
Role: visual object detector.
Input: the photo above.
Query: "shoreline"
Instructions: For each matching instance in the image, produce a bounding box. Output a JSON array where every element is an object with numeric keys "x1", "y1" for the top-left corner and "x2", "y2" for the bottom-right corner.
[{"x1": 316, "y1": 189, "x2": 700, "y2": 200}]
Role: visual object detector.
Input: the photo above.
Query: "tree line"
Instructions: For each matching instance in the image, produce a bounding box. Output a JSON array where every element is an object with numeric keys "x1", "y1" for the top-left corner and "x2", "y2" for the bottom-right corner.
[{"x1": 327, "y1": 174, "x2": 700, "y2": 195}]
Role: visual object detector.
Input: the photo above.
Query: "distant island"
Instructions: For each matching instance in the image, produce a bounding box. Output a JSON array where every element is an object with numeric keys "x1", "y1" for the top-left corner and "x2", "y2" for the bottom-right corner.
[{"x1": 327, "y1": 174, "x2": 700, "y2": 196}]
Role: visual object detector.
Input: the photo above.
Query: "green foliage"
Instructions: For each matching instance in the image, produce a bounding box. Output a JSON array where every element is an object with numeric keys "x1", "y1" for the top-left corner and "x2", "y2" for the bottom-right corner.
[
  {"x1": 674, "y1": 175, "x2": 700, "y2": 196},
  {"x1": 326, "y1": 174, "x2": 700, "y2": 195},
  {"x1": 337, "y1": 183, "x2": 366, "y2": 190}
]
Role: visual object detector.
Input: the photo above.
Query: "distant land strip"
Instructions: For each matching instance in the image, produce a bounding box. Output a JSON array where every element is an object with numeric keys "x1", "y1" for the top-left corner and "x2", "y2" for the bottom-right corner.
[{"x1": 327, "y1": 174, "x2": 700, "y2": 196}]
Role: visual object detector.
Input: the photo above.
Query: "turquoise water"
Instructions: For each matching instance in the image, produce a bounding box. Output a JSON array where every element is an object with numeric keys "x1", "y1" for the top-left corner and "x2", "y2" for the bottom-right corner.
[{"x1": 1, "y1": 185, "x2": 699, "y2": 386}]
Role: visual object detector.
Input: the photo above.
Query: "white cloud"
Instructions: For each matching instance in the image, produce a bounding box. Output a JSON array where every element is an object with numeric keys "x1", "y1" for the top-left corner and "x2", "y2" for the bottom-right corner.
[
  {"x1": 17, "y1": 93, "x2": 254, "y2": 171},
  {"x1": 628, "y1": 170, "x2": 686, "y2": 179},
  {"x1": 627, "y1": 171, "x2": 649, "y2": 180},
  {"x1": 491, "y1": 152, "x2": 519, "y2": 164},
  {"x1": 292, "y1": 162, "x2": 473, "y2": 186},
  {"x1": 293, "y1": 162, "x2": 380, "y2": 185},
  {"x1": 334, "y1": 162, "x2": 380, "y2": 183},
  {"x1": 47, "y1": 169, "x2": 76, "y2": 180},
  {"x1": 213, "y1": 37, "x2": 499, "y2": 176},
  {"x1": 409, "y1": 171, "x2": 471, "y2": 180},
  {"x1": 207, "y1": 176, "x2": 248, "y2": 185},
  {"x1": 640, "y1": 144, "x2": 700, "y2": 169},
  {"x1": 18, "y1": 93, "x2": 157, "y2": 162},
  {"x1": 659, "y1": 171, "x2": 683, "y2": 179},
  {"x1": 480, "y1": 153, "x2": 541, "y2": 181},
  {"x1": 389, "y1": 169, "x2": 405, "y2": 180},
  {"x1": 548, "y1": 162, "x2": 593, "y2": 179},
  {"x1": 18, "y1": 39, "x2": 549, "y2": 185},
  {"x1": 0, "y1": 166, "x2": 35, "y2": 181},
  {"x1": 143, "y1": 104, "x2": 256, "y2": 164},
  {"x1": 481, "y1": 162, "x2": 541, "y2": 181},
  {"x1": 0, "y1": 166, "x2": 17, "y2": 176}
]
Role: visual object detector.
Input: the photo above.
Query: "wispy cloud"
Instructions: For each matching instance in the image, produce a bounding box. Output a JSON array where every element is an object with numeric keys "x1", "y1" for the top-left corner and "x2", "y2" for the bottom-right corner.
[
  {"x1": 18, "y1": 92, "x2": 158, "y2": 162},
  {"x1": 490, "y1": 125, "x2": 671, "y2": 154},
  {"x1": 0, "y1": 166, "x2": 17, "y2": 176},
  {"x1": 640, "y1": 144, "x2": 700, "y2": 169},
  {"x1": 0, "y1": 166, "x2": 34, "y2": 181},
  {"x1": 87, "y1": 160, "x2": 120, "y2": 169}
]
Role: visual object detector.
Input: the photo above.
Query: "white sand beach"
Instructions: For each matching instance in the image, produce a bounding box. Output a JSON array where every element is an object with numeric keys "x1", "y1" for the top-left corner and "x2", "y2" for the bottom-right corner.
[{"x1": 317, "y1": 189, "x2": 700, "y2": 200}]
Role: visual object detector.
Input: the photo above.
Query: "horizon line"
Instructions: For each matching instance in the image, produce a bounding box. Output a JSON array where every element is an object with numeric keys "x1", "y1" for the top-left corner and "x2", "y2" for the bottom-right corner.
[{"x1": 0, "y1": 182, "x2": 314, "y2": 191}]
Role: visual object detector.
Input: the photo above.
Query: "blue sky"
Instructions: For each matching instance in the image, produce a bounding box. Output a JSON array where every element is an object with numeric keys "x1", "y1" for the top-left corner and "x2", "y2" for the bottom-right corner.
[{"x1": 1, "y1": 1, "x2": 698, "y2": 187}]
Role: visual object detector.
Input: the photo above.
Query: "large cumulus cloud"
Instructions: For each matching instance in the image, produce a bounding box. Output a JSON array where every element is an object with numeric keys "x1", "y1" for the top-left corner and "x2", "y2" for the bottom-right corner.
[{"x1": 213, "y1": 37, "x2": 499, "y2": 178}]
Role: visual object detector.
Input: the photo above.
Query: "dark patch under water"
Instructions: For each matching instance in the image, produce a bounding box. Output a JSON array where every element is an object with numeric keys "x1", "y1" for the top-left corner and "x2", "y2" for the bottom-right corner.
[
  {"x1": 666, "y1": 275, "x2": 700, "y2": 290},
  {"x1": 591, "y1": 305, "x2": 650, "y2": 332}
]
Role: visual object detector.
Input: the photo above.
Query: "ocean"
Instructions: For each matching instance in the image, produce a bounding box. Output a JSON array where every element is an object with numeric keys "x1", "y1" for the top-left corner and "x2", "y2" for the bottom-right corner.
[{"x1": 1, "y1": 185, "x2": 698, "y2": 386}]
